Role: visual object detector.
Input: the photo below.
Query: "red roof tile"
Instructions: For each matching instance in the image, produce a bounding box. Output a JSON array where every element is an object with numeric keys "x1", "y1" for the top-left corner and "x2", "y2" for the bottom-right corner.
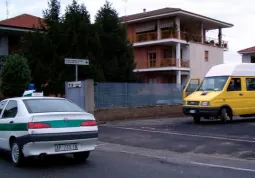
[
  {"x1": 238, "y1": 46, "x2": 255, "y2": 54},
  {"x1": 120, "y1": 7, "x2": 233, "y2": 28},
  {"x1": 121, "y1": 7, "x2": 180, "y2": 22},
  {"x1": 0, "y1": 14, "x2": 45, "y2": 29}
]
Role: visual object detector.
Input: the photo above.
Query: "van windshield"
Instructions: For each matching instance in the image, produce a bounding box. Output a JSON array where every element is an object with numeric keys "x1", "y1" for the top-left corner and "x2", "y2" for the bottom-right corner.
[{"x1": 197, "y1": 76, "x2": 229, "y2": 91}]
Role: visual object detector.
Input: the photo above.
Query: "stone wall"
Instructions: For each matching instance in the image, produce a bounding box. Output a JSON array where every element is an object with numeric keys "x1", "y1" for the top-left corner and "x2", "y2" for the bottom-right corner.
[{"x1": 94, "y1": 104, "x2": 184, "y2": 121}]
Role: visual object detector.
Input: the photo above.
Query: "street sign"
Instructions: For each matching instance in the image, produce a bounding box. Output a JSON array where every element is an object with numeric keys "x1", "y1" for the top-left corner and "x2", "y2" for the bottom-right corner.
[
  {"x1": 68, "y1": 81, "x2": 82, "y2": 88},
  {"x1": 65, "y1": 58, "x2": 89, "y2": 65},
  {"x1": 64, "y1": 58, "x2": 89, "y2": 81}
]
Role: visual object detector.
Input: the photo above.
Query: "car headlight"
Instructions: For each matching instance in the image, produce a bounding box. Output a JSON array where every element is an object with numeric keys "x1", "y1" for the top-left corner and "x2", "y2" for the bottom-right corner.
[{"x1": 201, "y1": 101, "x2": 210, "y2": 106}]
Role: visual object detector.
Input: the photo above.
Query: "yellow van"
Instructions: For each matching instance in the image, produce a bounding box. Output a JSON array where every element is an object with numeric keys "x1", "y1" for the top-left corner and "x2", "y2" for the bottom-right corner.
[{"x1": 182, "y1": 63, "x2": 255, "y2": 124}]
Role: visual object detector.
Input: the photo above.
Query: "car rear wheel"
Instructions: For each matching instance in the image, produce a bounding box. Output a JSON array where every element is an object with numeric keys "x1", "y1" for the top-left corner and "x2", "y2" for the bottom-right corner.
[
  {"x1": 73, "y1": 151, "x2": 90, "y2": 163},
  {"x1": 193, "y1": 116, "x2": 201, "y2": 124},
  {"x1": 11, "y1": 141, "x2": 25, "y2": 167}
]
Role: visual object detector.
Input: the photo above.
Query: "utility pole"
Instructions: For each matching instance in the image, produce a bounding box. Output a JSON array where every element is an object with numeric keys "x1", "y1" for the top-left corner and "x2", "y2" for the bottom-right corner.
[{"x1": 5, "y1": 0, "x2": 9, "y2": 19}]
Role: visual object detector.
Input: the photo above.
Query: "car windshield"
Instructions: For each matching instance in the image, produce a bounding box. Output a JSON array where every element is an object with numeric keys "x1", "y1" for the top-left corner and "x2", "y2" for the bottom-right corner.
[
  {"x1": 23, "y1": 98, "x2": 84, "y2": 113},
  {"x1": 197, "y1": 76, "x2": 229, "y2": 91}
]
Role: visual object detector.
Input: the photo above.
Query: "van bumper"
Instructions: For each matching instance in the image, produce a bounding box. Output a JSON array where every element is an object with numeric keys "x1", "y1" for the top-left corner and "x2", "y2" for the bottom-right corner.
[{"x1": 183, "y1": 106, "x2": 220, "y2": 117}]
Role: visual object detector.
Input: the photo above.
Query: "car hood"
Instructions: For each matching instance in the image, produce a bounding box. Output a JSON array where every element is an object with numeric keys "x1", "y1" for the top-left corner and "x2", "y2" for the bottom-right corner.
[{"x1": 186, "y1": 91, "x2": 222, "y2": 101}]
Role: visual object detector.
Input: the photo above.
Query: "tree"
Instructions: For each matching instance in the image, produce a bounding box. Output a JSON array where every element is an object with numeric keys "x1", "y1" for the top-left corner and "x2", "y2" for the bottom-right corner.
[
  {"x1": 0, "y1": 54, "x2": 31, "y2": 97},
  {"x1": 95, "y1": 1, "x2": 136, "y2": 82}
]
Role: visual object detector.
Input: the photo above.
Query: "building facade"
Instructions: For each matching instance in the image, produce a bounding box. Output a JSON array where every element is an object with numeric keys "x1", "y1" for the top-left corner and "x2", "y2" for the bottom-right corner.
[
  {"x1": 121, "y1": 8, "x2": 233, "y2": 84},
  {"x1": 238, "y1": 46, "x2": 255, "y2": 63},
  {"x1": 0, "y1": 14, "x2": 43, "y2": 70}
]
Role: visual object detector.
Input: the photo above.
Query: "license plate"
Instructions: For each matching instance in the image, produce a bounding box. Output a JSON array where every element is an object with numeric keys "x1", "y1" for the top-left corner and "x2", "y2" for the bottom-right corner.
[
  {"x1": 55, "y1": 143, "x2": 78, "y2": 152},
  {"x1": 189, "y1": 110, "x2": 196, "y2": 113}
]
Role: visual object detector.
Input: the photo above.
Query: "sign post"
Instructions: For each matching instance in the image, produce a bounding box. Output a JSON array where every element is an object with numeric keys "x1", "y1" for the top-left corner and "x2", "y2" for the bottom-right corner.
[{"x1": 64, "y1": 58, "x2": 89, "y2": 81}]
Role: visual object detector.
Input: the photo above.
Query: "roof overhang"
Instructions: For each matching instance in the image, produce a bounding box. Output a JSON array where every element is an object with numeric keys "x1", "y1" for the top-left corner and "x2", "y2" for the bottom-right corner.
[
  {"x1": 238, "y1": 51, "x2": 255, "y2": 55},
  {"x1": 122, "y1": 10, "x2": 233, "y2": 29},
  {"x1": 0, "y1": 25, "x2": 44, "y2": 33},
  {"x1": 134, "y1": 67, "x2": 190, "y2": 72}
]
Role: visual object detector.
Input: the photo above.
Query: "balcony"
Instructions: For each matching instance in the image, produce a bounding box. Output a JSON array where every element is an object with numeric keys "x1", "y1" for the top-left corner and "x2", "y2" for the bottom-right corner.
[
  {"x1": 136, "y1": 32, "x2": 157, "y2": 42},
  {"x1": 129, "y1": 30, "x2": 228, "y2": 49},
  {"x1": 161, "y1": 30, "x2": 178, "y2": 39},
  {"x1": 160, "y1": 58, "x2": 190, "y2": 68},
  {"x1": 205, "y1": 37, "x2": 228, "y2": 50},
  {"x1": 160, "y1": 58, "x2": 177, "y2": 67},
  {"x1": 181, "y1": 60, "x2": 190, "y2": 68}
]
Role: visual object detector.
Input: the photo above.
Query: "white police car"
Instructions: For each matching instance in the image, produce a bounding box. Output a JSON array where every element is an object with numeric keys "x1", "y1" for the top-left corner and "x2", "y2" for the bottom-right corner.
[{"x1": 0, "y1": 97, "x2": 98, "y2": 166}]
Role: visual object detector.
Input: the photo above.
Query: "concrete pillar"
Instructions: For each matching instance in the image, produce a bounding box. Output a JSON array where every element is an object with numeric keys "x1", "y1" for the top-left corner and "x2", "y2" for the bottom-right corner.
[
  {"x1": 175, "y1": 17, "x2": 180, "y2": 39},
  {"x1": 218, "y1": 28, "x2": 222, "y2": 46},
  {"x1": 84, "y1": 79, "x2": 95, "y2": 114},
  {"x1": 176, "y1": 43, "x2": 181, "y2": 67},
  {"x1": 157, "y1": 19, "x2": 161, "y2": 40},
  {"x1": 176, "y1": 70, "x2": 181, "y2": 85},
  {"x1": 0, "y1": 36, "x2": 9, "y2": 56},
  {"x1": 201, "y1": 23, "x2": 204, "y2": 44}
]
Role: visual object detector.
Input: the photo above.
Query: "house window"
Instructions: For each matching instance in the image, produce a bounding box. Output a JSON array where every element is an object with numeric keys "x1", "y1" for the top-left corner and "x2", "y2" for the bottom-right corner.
[
  {"x1": 148, "y1": 52, "x2": 156, "y2": 67},
  {"x1": 205, "y1": 51, "x2": 209, "y2": 62},
  {"x1": 251, "y1": 56, "x2": 255, "y2": 63}
]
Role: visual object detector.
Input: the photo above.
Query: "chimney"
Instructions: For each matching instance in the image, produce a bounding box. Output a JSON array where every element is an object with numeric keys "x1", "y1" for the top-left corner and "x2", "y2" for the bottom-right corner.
[{"x1": 143, "y1": 8, "x2": 146, "y2": 13}]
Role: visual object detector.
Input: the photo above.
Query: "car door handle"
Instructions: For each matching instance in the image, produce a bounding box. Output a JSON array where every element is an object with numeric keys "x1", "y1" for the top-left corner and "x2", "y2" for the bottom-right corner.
[
  {"x1": 9, "y1": 121, "x2": 13, "y2": 124},
  {"x1": 239, "y1": 93, "x2": 243, "y2": 96}
]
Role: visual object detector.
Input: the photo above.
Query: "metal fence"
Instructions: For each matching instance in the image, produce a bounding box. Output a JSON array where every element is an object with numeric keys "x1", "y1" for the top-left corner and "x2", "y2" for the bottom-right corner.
[{"x1": 94, "y1": 83, "x2": 185, "y2": 109}]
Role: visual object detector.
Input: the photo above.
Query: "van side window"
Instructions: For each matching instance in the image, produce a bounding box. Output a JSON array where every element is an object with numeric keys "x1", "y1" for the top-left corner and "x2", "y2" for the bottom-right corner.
[
  {"x1": 2, "y1": 101, "x2": 18, "y2": 119},
  {"x1": 227, "y1": 78, "x2": 241, "y2": 91},
  {"x1": 0, "y1": 101, "x2": 7, "y2": 116},
  {"x1": 246, "y1": 78, "x2": 255, "y2": 91}
]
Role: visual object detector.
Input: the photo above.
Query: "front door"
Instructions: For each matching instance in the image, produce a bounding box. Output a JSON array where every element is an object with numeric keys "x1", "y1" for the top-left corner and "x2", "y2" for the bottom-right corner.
[
  {"x1": 0, "y1": 100, "x2": 8, "y2": 149},
  {"x1": 0, "y1": 100, "x2": 19, "y2": 150},
  {"x1": 182, "y1": 78, "x2": 200, "y2": 99},
  {"x1": 224, "y1": 77, "x2": 245, "y2": 115}
]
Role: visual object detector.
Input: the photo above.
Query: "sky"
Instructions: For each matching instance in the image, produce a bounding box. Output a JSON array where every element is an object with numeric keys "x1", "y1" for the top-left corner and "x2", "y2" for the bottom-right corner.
[{"x1": 0, "y1": 0, "x2": 253, "y2": 63}]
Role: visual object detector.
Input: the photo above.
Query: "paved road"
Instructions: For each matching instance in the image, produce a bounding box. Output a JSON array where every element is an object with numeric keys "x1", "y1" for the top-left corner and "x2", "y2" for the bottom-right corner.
[
  {"x1": 1, "y1": 117, "x2": 255, "y2": 177},
  {"x1": 100, "y1": 117, "x2": 255, "y2": 159},
  {"x1": 0, "y1": 145, "x2": 254, "y2": 178}
]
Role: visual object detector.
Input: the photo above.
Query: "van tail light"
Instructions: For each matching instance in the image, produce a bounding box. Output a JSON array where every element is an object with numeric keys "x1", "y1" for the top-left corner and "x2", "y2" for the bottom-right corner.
[
  {"x1": 27, "y1": 122, "x2": 51, "y2": 129},
  {"x1": 80, "y1": 120, "x2": 97, "y2": 126}
]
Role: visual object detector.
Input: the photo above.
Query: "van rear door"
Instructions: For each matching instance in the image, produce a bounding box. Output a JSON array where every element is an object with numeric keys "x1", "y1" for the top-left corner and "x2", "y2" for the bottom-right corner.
[{"x1": 183, "y1": 78, "x2": 200, "y2": 99}]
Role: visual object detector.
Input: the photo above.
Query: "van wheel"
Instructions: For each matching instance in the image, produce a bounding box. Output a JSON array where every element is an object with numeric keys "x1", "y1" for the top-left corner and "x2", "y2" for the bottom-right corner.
[
  {"x1": 220, "y1": 108, "x2": 231, "y2": 124},
  {"x1": 11, "y1": 140, "x2": 25, "y2": 167},
  {"x1": 193, "y1": 116, "x2": 201, "y2": 124}
]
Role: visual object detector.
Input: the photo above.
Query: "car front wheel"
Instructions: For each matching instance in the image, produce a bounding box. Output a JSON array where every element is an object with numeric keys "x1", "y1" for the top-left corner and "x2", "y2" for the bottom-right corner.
[
  {"x1": 73, "y1": 151, "x2": 90, "y2": 163},
  {"x1": 11, "y1": 141, "x2": 25, "y2": 167}
]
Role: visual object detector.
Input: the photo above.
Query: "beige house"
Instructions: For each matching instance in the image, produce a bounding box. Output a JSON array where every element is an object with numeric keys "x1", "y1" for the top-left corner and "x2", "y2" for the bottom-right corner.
[
  {"x1": 238, "y1": 46, "x2": 255, "y2": 63},
  {"x1": 122, "y1": 8, "x2": 234, "y2": 83}
]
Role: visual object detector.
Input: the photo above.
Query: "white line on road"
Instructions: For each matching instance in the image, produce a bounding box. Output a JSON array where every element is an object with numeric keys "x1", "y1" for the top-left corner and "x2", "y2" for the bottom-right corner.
[
  {"x1": 191, "y1": 162, "x2": 255, "y2": 173},
  {"x1": 102, "y1": 125, "x2": 255, "y2": 143}
]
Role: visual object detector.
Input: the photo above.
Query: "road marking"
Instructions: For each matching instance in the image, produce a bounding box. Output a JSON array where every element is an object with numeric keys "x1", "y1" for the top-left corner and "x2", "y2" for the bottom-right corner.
[
  {"x1": 141, "y1": 127, "x2": 155, "y2": 130},
  {"x1": 102, "y1": 125, "x2": 255, "y2": 143},
  {"x1": 191, "y1": 162, "x2": 255, "y2": 172}
]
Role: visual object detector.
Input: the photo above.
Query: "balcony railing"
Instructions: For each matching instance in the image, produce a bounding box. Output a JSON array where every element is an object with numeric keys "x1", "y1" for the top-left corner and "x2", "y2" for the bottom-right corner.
[
  {"x1": 181, "y1": 60, "x2": 190, "y2": 68},
  {"x1": 129, "y1": 30, "x2": 228, "y2": 49},
  {"x1": 161, "y1": 30, "x2": 178, "y2": 39},
  {"x1": 136, "y1": 32, "x2": 157, "y2": 42},
  {"x1": 160, "y1": 58, "x2": 177, "y2": 67},
  {"x1": 205, "y1": 37, "x2": 228, "y2": 49}
]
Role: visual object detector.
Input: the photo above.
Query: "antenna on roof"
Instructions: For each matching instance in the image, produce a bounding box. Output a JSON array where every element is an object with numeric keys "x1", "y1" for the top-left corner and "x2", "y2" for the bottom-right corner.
[
  {"x1": 122, "y1": 0, "x2": 128, "y2": 17},
  {"x1": 5, "y1": 0, "x2": 9, "y2": 19}
]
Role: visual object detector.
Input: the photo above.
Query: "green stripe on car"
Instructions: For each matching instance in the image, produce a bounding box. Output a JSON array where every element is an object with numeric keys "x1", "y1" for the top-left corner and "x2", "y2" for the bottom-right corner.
[
  {"x1": 0, "y1": 123, "x2": 27, "y2": 131},
  {"x1": 42, "y1": 120, "x2": 85, "y2": 128},
  {"x1": 0, "y1": 120, "x2": 87, "y2": 131}
]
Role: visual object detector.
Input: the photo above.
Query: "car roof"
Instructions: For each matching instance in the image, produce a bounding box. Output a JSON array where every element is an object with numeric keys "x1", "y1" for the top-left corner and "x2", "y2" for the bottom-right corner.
[{"x1": 3, "y1": 97, "x2": 65, "y2": 101}]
